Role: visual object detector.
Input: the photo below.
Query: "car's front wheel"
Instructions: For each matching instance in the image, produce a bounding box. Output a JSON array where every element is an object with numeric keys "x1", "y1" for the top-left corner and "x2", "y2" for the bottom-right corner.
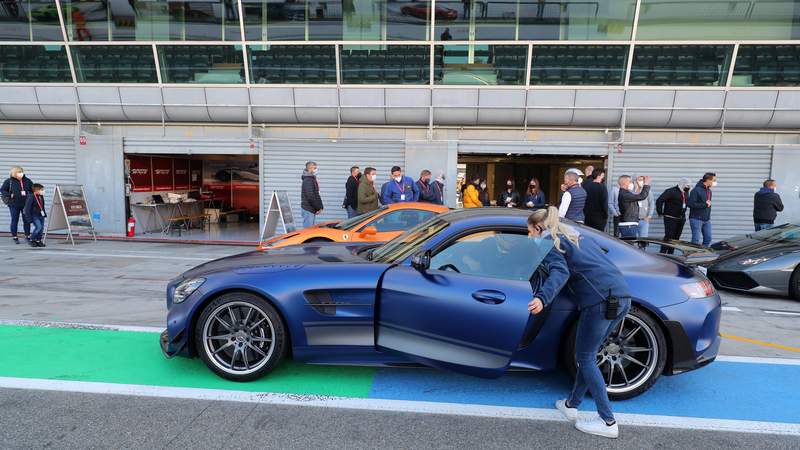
[
  {"x1": 562, "y1": 306, "x2": 667, "y2": 400},
  {"x1": 195, "y1": 292, "x2": 287, "y2": 381},
  {"x1": 789, "y1": 266, "x2": 800, "y2": 301}
]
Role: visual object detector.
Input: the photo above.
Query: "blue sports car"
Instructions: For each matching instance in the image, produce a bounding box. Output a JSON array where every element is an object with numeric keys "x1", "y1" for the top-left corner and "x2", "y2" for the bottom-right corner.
[{"x1": 161, "y1": 209, "x2": 721, "y2": 399}]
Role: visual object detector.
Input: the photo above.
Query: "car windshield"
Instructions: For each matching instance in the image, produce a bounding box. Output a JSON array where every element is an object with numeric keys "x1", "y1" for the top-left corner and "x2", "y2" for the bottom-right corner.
[
  {"x1": 746, "y1": 223, "x2": 800, "y2": 242},
  {"x1": 333, "y1": 207, "x2": 386, "y2": 230},
  {"x1": 370, "y1": 218, "x2": 449, "y2": 263}
]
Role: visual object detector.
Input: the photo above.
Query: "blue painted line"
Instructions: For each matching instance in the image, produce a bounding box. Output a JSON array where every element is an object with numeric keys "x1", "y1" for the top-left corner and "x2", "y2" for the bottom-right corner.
[{"x1": 368, "y1": 361, "x2": 800, "y2": 424}]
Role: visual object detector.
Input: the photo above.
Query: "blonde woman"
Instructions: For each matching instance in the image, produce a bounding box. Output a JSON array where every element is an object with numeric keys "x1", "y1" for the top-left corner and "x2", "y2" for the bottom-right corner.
[
  {"x1": 527, "y1": 206, "x2": 632, "y2": 439},
  {"x1": 1, "y1": 166, "x2": 34, "y2": 244}
]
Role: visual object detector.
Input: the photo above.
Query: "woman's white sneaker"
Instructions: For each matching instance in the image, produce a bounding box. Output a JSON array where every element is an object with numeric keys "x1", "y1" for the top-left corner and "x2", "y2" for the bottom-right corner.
[
  {"x1": 555, "y1": 399, "x2": 578, "y2": 422},
  {"x1": 575, "y1": 416, "x2": 619, "y2": 439}
]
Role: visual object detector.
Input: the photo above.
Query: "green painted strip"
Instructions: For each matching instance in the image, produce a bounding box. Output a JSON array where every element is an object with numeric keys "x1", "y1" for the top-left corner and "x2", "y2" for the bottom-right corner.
[{"x1": 0, "y1": 326, "x2": 375, "y2": 398}]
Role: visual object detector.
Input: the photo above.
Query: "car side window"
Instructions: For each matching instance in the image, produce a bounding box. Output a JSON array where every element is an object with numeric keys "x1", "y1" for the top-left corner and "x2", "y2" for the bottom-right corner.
[
  {"x1": 429, "y1": 231, "x2": 545, "y2": 281},
  {"x1": 363, "y1": 209, "x2": 436, "y2": 233}
]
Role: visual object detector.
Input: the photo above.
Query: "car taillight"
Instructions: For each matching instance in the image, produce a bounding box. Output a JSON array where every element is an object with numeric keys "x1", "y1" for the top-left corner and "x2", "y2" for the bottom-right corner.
[{"x1": 681, "y1": 279, "x2": 715, "y2": 299}]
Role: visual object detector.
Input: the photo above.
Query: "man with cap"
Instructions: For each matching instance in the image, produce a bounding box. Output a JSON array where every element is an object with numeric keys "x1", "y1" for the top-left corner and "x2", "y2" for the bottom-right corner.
[
  {"x1": 656, "y1": 178, "x2": 690, "y2": 253},
  {"x1": 558, "y1": 168, "x2": 587, "y2": 223}
]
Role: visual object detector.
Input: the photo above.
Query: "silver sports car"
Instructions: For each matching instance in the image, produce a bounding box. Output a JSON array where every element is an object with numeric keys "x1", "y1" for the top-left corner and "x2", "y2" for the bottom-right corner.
[{"x1": 706, "y1": 223, "x2": 800, "y2": 300}]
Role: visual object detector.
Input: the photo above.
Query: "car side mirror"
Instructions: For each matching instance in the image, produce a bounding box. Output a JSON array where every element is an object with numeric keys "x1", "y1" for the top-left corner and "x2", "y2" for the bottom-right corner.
[
  {"x1": 360, "y1": 226, "x2": 378, "y2": 236},
  {"x1": 411, "y1": 250, "x2": 431, "y2": 271}
]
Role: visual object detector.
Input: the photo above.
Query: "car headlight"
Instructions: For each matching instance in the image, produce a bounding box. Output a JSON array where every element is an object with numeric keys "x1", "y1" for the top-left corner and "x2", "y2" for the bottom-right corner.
[
  {"x1": 739, "y1": 256, "x2": 771, "y2": 266},
  {"x1": 173, "y1": 278, "x2": 205, "y2": 304}
]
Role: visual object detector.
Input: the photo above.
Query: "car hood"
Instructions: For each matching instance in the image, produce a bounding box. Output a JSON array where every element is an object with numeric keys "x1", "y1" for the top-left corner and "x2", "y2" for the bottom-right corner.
[
  {"x1": 711, "y1": 238, "x2": 798, "y2": 261},
  {"x1": 180, "y1": 242, "x2": 373, "y2": 279}
]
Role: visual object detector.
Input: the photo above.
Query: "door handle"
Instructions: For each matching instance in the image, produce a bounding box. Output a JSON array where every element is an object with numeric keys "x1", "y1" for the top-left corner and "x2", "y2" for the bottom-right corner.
[{"x1": 472, "y1": 290, "x2": 506, "y2": 304}]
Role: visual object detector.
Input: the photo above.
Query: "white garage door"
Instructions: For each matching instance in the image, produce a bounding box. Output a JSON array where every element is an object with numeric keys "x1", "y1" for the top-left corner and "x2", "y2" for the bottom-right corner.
[
  {"x1": 262, "y1": 140, "x2": 406, "y2": 225},
  {"x1": 610, "y1": 146, "x2": 773, "y2": 240}
]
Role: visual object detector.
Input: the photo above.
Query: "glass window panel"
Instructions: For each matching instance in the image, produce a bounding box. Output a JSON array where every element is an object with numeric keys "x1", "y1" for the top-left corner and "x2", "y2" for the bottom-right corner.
[
  {"x1": 531, "y1": 45, "x2": 627, "y2": 86},
  {"x1": 158, "y1": 45, "x2": 244, "y2": 84},
  {"x1": 72, "y1": 45, "x2": 157, "y2": 83},
  {"x1": 340, "y1": 44, "x2": 429, "y2": 84},
  {"x1": 242, "y1": 1, "x2": 429, "y2": 41},
  {"x1": 62, "y1": 0, "x2": 241, "y2": 41},
  {"x1": 629, "y1": 45, "x2": 733, "y2": 87},
  {"x1": 637, "y1": 0, "x2": 800, "y2": 40},
  {"x1": 732, "y1": 45, "x2": 800, "y2": 87},
  {"x1": 0, "y1": 0, "x2": 63, "y2": 40},
  {"x1": 434, "y1": 44, "x2": 526, "y2": 85},
  {"x1": 434, "y1": 0, "x2": 635, "y2": 41},
  {"x1": 0, "y1": 45, "x2": 71, "y2": 82},
  {"x1": 248, "y1": 44, "x2": 336, "y2": 84}
]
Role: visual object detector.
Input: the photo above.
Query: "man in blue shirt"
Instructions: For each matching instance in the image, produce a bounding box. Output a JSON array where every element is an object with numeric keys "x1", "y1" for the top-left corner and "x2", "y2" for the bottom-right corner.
[{"x1": 381, "y1": 166, "x2": 419, "y2": 204}]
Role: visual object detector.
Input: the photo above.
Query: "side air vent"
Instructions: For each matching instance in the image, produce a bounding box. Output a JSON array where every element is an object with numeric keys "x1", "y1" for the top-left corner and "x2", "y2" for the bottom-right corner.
[{"x1": 304, "y1": 291, "x2": 336, "y2": 315}]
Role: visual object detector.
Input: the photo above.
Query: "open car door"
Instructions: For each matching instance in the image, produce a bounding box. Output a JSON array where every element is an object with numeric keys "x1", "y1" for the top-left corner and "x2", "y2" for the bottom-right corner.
[{"x1": 375, "y1": 230, "x2": 553, "y2": 379}]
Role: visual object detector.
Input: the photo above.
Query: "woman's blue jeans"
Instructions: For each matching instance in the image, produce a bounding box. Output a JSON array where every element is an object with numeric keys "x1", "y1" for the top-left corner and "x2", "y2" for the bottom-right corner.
[
  {"x1": 567, "y1": 297, "x2": 631, "y2": 423},
  {"x1": 7, "y1": 206, "x2": 31, "y2": 237}
]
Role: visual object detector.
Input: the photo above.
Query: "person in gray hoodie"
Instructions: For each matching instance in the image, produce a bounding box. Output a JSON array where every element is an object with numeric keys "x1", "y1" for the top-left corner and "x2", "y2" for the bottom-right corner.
[
  {"x1": 608, "y1": 178, "x2": 622, "y2": 237},
  {"x1": 634, "y1": 175, "x2": 656, "y2": 240}
]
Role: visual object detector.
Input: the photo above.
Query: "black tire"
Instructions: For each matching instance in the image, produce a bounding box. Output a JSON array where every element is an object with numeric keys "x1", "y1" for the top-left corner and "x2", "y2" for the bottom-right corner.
[
  {"x1": 195, "y1": 292, "x2": 287, "y2": 382},
  {"x1": 790, "y1": 266, "x2": 800, "y2": 301},
  {"x1": 304, "y1": 237, "x2": 333, "y2": 243},
  {"x1": 560, "y1": 305, "x2": 668, "y2": 400}
]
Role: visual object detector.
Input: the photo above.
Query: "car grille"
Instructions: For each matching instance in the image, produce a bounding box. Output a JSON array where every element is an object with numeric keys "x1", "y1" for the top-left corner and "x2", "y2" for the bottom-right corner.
[{"x1": 709, "y1": 271, "x2": 759, "y2": 291}]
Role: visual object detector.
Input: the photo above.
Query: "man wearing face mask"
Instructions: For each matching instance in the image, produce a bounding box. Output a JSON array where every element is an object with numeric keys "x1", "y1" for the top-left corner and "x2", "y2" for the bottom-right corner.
[
  {"x1": 478, "y1": 180, "x2": 490, "y2": 206},
  {"x1": 656, "y1": 178, "x2": 690, "y2": 253},
  {"x1": 617, "y1": 175, "x2": 651, "y2": 239},
  {"x1": 497, "y1": 179, "x2": 520, "y2": 208},
  {"x1": 1, "y1": 166, "x2": 34, "y2": 244},
  {"x1": 357, "y1": 167, "x2": 380, "y2": 214},
  {"x1": 582, "y1": 168, "x2": 608, "y2": 232},
  {"x1": 416, "y1": 170, "x2": 438, "y2": 204},
  {"x1": 558, "y1": 169, "x2": 587, "y2": 223},
  {"x1": 300, "y1": 161, "x2": 323, "y2": 228},
  {"x1": 382, "y1": 166, "x2": 419, "y2": 205},
  {"x1": 687, "y1": 172, "x2": 716, "y2": 247}
]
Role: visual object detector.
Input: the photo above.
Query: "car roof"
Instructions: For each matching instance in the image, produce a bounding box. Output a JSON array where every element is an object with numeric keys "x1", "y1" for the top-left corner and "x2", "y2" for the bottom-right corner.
[{"x1": 438, "y1": 207, "x2": 532, "y2": 223}]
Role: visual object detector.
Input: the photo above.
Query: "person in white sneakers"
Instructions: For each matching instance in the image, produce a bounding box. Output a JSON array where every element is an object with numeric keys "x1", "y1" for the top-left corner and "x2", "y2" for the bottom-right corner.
[{"x1": 526, "y1": 206, "x2": 631, "y2": 439}]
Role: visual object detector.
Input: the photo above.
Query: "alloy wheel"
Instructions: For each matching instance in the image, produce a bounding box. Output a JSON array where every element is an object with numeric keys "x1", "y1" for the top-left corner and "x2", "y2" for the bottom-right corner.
[
  {"x1": 202, "y1": 301, "x2": 276, "y2": 376},
  {"x1": 597, "y1": 314, "x2": 659, "y2": 395}
]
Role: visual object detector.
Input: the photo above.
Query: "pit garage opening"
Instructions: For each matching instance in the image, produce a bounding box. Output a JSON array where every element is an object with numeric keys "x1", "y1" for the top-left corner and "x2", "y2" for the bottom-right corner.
[
  {"x1": 457, "y1": 153, "x2": 606, "y2": 208},
  {"x1": 125, "y1": 153, "x2": 260, "y2": 243}
]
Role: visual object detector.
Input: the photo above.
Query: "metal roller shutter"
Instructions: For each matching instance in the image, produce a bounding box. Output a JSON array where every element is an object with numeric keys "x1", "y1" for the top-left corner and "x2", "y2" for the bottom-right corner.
[
  {"x1": 263, "y1": 140, "x2": 406, "y2": 225},
  {"x1": 0, "y1": 136, "x2": 77, "y2": 231},
  {"x1": 609, "y1": 146, "x2": 773, "y2": 241},
  {"x1": 123, "y1": 138, "x2": 255, "y2": 155}
]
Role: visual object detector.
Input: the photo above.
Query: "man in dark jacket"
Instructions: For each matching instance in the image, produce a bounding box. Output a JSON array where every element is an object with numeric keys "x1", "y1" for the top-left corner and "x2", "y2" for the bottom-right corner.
[
  {"x1": 431, "y1": 172, "x2": 445, "y2": 205},
  {"x1": 300, "y1": 161, "x2": 323, "y2": 228},
  {"x1": 582, "y1": 168, "x2": 608, "y2": 232},
  {"x1": 416, "y1": 170, "x2": 438, "y2": 203},
  {"x1": 1, "y1": 166, "x2": 33, "y2": 244},
  {"x1": 687, "y1": 172, "x2": 716, "y2": 246},
  {"x1": 753, "y1": 179, "x2": 784, "y2": 231},
  {"x1": 656, "y1": 178, "x2": 690, "y2": 253},
  {"x1": 558, "y1": 169, "x2": 587, "y2": 223},
  {"x1": 343, "y1": 166, "x2": 361, "y2": 218},
  {"x1": 617, "y1": 175, "x2": 651, "y2": 239}
]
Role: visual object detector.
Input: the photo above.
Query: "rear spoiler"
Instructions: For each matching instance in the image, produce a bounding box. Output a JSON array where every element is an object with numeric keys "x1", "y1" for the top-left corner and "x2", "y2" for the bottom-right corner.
[{"x1": 622, "y1": 238, "x2": 719, "y2": 266}]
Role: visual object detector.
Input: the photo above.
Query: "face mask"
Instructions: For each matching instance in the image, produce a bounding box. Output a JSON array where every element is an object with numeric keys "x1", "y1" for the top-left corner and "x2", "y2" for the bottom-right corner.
[
  {"x1": 480, "y1": 183, "x2": 486, "y2": 189},
  {"x1": 637, "y1": 180, "x2": 644, "y2": 187},
  {"x1": 532, "y1": 236, "x2": 543, "y2": 245},
  {"x1": 17, "y1": 172, "x2": 24, "y2": 179},
  {"x1": 312, "y1": 168, "x2": 319, "y2": 175},
  {"x1": 394, "y1": 176, "x2": 402, "y2": 182},
  {"x1": 530, "y1": 184, "x2": 536, "y2": 189},
  {"x1": 711, "y1": 181, "x2": 718, "y2": 187},
  {"x1": 578, "y1": 177, "x2": 584, "y2": 184}
]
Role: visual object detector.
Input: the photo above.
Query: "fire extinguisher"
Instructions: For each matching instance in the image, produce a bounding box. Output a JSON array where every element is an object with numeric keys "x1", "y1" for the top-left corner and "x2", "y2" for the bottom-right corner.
[{"x1": 127, "y1": 217, "x2": 136, "y2": 237}]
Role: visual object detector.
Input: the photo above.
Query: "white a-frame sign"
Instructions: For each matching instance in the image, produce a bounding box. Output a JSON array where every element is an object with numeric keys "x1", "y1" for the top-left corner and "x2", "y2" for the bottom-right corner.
[
  {"x1": 45, "y1": 184, "x2": 97, "y2": 246},
  {"x1": 259, "y1": 190, "x2": 297, "y2": 243}
]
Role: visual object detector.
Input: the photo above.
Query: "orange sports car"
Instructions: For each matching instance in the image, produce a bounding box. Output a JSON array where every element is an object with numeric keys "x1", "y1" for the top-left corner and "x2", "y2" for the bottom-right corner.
[{"x1": 260, "y1": 202, "x2": 449, "y2": 249}]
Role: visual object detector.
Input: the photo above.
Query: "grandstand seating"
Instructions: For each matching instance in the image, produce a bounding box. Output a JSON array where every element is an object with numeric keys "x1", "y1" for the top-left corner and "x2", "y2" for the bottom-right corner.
[
  {"x1": 629, "y1": 45, "x2": 731, "y2": 86},
  {"x1": 530, "y1": 45, "x2": 627, "y2": 86},
  {"x1": 0, "y1": 46, "x2": 71, "y2": 83},
  {"x1": 734, "y1": 45, "x2": 800, "y2": 86},
  {"x1": 250, "y1": 45, "x2": 337, "y2": 84}
]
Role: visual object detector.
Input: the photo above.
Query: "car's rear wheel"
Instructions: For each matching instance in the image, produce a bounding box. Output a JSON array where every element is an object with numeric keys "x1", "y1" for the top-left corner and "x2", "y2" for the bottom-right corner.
[
  {"x1": 195, "y1": 292, "x2": 287, "y2": 381},
  {"x1": 789, "y1": 266, "x2": 800, "y2": 301},
  {"x1": 561, "y1": 306, "x2": 667, "y2": 400}
]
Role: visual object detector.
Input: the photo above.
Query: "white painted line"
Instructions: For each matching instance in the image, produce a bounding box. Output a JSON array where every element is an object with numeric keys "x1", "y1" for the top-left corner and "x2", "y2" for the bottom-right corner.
[
  {"x1": 0, "y1": 319, "x2": 163, "y2": 334},
  {"x1": 22, "y1": 250, "x2": 209, "y2": 261},
  {"x1": 763, "y1": 310, "x2": 800, "y2": 317},
  {"x1": 0, "y1": 377, "x2": 797, "y2": 436},
  {"x1": 721, "y1": 306, "x2": 742, "y2": 312},
  {"x1": 716, "y1": 355, "x2": 800, "y2": 366}
]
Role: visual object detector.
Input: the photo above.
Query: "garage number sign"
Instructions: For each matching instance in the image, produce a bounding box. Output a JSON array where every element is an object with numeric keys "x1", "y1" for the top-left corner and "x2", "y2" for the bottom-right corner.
[{"x1": 45, "y1": 184, "x2": 97, "y2": 246}]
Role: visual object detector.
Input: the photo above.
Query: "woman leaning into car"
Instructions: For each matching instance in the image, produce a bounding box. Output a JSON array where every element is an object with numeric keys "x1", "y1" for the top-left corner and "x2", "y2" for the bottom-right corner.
[{"x1": 527, "y1": 206, "x2": 632, "y2": 439}]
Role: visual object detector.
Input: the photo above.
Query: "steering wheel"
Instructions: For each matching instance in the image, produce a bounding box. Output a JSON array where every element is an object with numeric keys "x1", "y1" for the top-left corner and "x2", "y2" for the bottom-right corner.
[{"x1": 437, "y1": 263, "x2": 461, "y2": 273}]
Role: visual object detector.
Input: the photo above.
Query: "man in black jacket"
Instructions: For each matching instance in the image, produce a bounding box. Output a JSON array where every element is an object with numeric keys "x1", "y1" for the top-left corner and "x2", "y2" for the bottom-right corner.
[
  {"x1": 301, "y1": 161, "x2": 323, "y2": 228},
  {"x1": 617, "y1": 175, "x2": 651, "y2": 239},
  {"x1": 416, "y1": 170, "x2": 438, "y2": 203},
  {"x1": 582, "y1": 168, "x2": 608, "y2": 232},
  {"x1": 343, "y1": 166, "x2": 361, "y2": 218},
  {"x1": 656, "y1": 178, "x2": 690, "y2": 253},
  {"x1": 753, "y1": 179, "x2": 784, "y2": 231}
]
